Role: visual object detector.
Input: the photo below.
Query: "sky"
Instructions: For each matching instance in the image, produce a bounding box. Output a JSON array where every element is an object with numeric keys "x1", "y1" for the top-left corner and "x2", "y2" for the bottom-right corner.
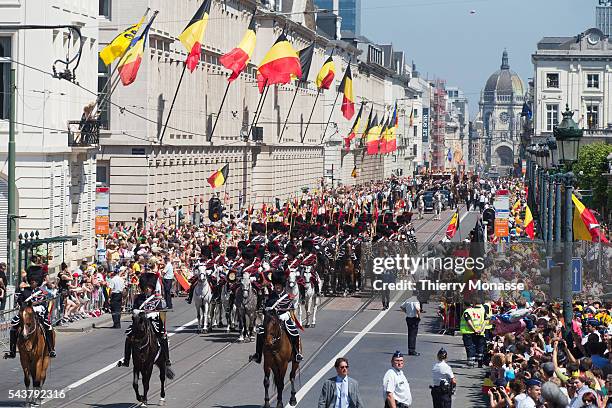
[{"x1": 363, "y1": 0, "x2": 595, "y2": 112}]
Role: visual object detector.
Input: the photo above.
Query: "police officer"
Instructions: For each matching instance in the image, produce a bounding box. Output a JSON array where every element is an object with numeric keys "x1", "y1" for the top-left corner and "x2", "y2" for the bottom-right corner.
[
  {"x1": 430, "y1": 348, "x2": 455, "y2": 408},
  {"x1": 383, "y1": 351, "x2": 412, "y2": 408}
]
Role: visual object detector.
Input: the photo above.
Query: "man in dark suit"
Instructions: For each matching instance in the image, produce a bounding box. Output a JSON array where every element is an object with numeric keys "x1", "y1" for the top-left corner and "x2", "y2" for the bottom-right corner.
[{"x1": 318, "y1": 357, "x2": 364, "y2": 408}]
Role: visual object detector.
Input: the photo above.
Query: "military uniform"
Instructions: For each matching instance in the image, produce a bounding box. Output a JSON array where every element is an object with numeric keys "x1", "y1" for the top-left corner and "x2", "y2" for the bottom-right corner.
[
  {"x1": 5, "y1": 265, "x2": 56, "y2": 359},
  {"x1": 249, "y1": 272, "x2": 303, "y2": 364},
  {"x1": 119, "y1": 273, "x2": 171, "y2": 367}
]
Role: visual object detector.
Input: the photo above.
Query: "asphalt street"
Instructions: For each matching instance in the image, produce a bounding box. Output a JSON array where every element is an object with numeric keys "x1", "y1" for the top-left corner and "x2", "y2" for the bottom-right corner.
[{"x1": 0, "y1": 207, "x2": 487, "y2": 408}]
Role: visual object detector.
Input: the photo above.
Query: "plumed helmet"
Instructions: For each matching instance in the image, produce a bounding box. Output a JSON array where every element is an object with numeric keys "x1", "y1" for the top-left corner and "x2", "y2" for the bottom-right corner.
[
  {"x1": 237, "y1": 240, "x2": 248, "y2": 252},
  {"x1": 201, "y1": 245, "x2": 212, "y2": 259},
  {"x1": 285, "y1": 242, "x2": 298, "y2": 257},
  {"x1": 255, "y1": 244, "x2": 266, "y2": 260},
  {"x1": 302, "y1": 239, "x2": 314, "y2": 254},
  {"x1": 225, "y1": 246, "x2": 238, "y2": 260},
  {"x1": 271, "y1": 270, "x2": 286, "y2": 286},
  {"x1": 267, "y1": 241, "x2": 280, "y2": 254},
  {"x1": 26, "y1": 265, "x2": 45, "y2": 287},
  {"x1": 138, "y1": 272, "x2": 158, "y2": 292},
  {"x1": 242, "y1": 245, "x2": 256, "y2": 262}
]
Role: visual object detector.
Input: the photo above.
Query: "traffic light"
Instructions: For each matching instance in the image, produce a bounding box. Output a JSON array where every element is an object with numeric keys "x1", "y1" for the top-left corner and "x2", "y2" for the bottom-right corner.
[{"x1": 208, "y1": 197, "x2": 223, "y2": 222}]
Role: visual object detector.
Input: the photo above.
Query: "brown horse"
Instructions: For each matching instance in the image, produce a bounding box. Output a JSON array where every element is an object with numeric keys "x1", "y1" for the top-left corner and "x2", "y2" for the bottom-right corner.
[
  {"x1": 129, "y1": 311, "x2": 174, "y2": 407},
  {"x1": 262, "y1": 311, "x2": 299, "y2": 408},
  {"x1": 17, "y1": 305, "x2": 53, "y2": 407}
]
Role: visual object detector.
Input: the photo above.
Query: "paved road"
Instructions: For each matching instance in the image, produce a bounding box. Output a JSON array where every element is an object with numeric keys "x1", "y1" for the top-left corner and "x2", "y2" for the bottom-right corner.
[{"x1": 0, "y1": 208, "x2": 486, "y2": 408}]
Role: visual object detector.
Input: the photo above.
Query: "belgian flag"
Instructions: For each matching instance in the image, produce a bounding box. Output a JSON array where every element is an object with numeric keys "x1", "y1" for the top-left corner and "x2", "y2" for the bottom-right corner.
[
  {"x1": 256, "y1": 34, "x2": 301, "y2": 93},
  {"x1": 316, "y1": 56, "x2": 335, "y2": 90},
  {"x1": 207, "y1": 164, "x2": 229, "y2": 188},
  {"x1": 366, "y1": 114, "x2": 382, "y2": 155},
  {"x1": 344, "y1": 102, "x2": 363, "y2": 151},
  {"x1": 379, "y1": 114, "x2": 390, "y2": 154},
  {"x1": 178, "y1": 0, "x2": 212, "y2": 72},
  {"x1": 340, "y1": 64, "x2": 355, "y2": 120},
  {"x1": 220, "y1": 15, "x2": 256, "y2": 82},
  {"x1": 117, "y1": 14, "x2": 156, "y2": 86},
  {"x1": 298, "y1": 42, "x2": 315, "y2": 82},
  {"x1": 387, "y1": 102, "x2": 398, "y2": 153}
]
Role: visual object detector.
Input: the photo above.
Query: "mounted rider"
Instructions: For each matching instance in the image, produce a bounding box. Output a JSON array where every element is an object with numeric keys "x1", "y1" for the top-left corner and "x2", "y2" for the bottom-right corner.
[
  {"x1": 5, "y1": 265, "x2": 56, "y2": 359},
  {"x1": 185, "y1": 245, "x2": 212, "y2": 304},
  {"x1": 249, "y1": 271, "x2": 303, "y2": 364},
  {"x1": 119, "y1": 272, "x2": 171, "y2": 368}
]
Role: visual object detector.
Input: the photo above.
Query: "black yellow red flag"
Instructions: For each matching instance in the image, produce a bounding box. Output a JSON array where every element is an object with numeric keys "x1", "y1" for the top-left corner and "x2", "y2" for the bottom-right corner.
[{"x1": 178, "y1": 0, "x2": 212, "y2": 72}]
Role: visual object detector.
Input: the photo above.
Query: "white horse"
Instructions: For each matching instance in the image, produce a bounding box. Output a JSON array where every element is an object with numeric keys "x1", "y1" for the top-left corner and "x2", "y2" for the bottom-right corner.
[
  {"x1": 193, "y1": 268, "x2": 212, "y2": 334},
  {"x1": 301, "y1": 267, "x2": 320, "y2": 328},
  {"x1": 286, "y1": 270, "x2": 301, "y2": 325},
  {"x1": 235, "y1": 272, "x2": 257, "y2": 342}
]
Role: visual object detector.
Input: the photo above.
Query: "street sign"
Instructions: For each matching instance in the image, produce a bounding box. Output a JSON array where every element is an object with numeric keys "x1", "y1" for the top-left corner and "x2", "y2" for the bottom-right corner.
[
  {"x1": 571, "y1": 257, "x2": 582, "y2": 293},
  {"x1": 494, "y1": 218, "x2": 509, "y2": 237},
  {"x1": 546, "y1": 257, "x2": 555, "y2": 270},
  {"x1": 95, "y1": 187, "x2": 110, "y2": 235}
]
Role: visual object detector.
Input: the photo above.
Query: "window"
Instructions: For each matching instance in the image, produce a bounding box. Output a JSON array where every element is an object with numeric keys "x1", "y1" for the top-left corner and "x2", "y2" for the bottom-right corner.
[
  {"x1": 0, "y1": 37, "x2": 10, "y2": 120},
  {"x1": 413, "y1": 125, "x2": 418, "y2": 137},
  {"x1": 546, "y1": 73, "x2": 559, "y2": 88},
  {"x1": 586, "y1": 104, "x2": 599, "y2": 129},
  {"x1": 546, "y1": 104, "x2": 559, "y2": 131},
  {"x1": 96, "y1": 162, "x2": 109, "y2": 185},
  {"x1": 413, "y1": 108, "x2": 418, "y2": 118},
  {"x1": 587, "y1": 74, "x2": 599, "y2": 89},
  {"x1": 99, "y1": 0, "x2": 111, "y2": 18},
  {"x1": 97, "y1": 57, "x2": 111, "y2": 129}
]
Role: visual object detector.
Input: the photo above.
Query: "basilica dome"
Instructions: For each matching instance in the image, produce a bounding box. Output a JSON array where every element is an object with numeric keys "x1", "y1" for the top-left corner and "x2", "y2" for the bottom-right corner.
[{"x1": 484, "y1": 50, "x2": 524, "y2": 100}]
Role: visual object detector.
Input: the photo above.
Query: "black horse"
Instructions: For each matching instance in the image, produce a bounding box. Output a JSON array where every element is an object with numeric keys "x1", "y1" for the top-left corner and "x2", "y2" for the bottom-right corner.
[{"x1": 129, "y1": 312, "x2": 174, "y2": 407}]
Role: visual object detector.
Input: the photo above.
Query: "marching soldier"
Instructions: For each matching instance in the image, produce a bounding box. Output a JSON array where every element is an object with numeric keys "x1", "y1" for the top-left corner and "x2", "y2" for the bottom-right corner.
[
  {"x1": 119, "y1": 273, "x2": 171, "y2": 368},
  {"x1": 5, "y1": 265, "x2": 56, "y2": 359},
  {"x1": 430, "y1": 348, "x2": 455, "y2": 408},
  {"x1": 249, "y1": 271, "x2": 303, "y2": 364}
]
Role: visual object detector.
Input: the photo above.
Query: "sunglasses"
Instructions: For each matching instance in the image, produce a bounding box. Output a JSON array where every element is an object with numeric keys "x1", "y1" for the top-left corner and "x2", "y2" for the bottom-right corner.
[{"x1": 338, "y1": 365, "x2": 349, "y2": 369}]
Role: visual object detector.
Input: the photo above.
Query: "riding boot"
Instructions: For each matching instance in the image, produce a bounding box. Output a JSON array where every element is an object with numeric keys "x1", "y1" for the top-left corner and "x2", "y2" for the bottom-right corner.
[
  {"x1": 291, "y1": 335, "x2": 303, "y2": 362},
  {"x1": 4, "y1": 329, "x2": 17, "y2": 359},
  {"x1": 45, "y1": 327, "x2": 56, "y2": 358},
  {"x1": 120, "y1": 337, "x2": 132, "y2": 367},
  {"x1": 249, "y1": 327, "x2": 264, "y2": 364},
  {"x1": 160, "y1": 335, "x2": 171, "y2": 366},
  {"x1": 186, "y1": 283, "x2": 196, "y2": 304}
]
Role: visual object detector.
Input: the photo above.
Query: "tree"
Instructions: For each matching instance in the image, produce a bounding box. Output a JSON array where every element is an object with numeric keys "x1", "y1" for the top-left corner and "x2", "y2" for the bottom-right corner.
[{"x1": 572, "y1": 142, "x2": 612, "y2": 217}]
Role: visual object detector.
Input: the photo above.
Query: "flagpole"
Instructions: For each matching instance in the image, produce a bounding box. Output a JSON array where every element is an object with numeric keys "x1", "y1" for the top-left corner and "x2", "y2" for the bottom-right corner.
[
  {"x1": 248, "y1": 80, "x2": 269, "y2": 140},
  {"x1": 253, "y1": 85, "x2": 270, "y2": 132},
  {"x1": 301, "y1": 89, "x2": 321, "y2": 144},
  {"x1": 209, "y1": 81, "x2": 231, "y2": 141},
  {"x1": 278, "y1": 84, "x2": 300, "y2": 143},
  {"x1": 320, "y1": 91, "x2": 341, "y2": 144},
  {"x1": 159, "y1": 62, "x2": 188, "y2": 144}
]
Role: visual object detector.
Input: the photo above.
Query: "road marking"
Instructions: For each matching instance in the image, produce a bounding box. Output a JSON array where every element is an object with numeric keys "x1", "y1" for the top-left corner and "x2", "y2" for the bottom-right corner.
[
  {"x1": 286, "y1": 301, "x2": 395, "y2": 407},
  {"x1": 41, "y1": 318, "x2": 198, "y2": 405},
  {"x1": 343, "y1": 330, "x2": 446, "y2": 337}
]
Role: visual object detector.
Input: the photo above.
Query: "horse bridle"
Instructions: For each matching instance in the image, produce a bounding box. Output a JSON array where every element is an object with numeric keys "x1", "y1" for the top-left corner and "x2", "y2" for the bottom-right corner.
[{"x1": 19, "y1": 308, "x2": 40, "y2": 353}]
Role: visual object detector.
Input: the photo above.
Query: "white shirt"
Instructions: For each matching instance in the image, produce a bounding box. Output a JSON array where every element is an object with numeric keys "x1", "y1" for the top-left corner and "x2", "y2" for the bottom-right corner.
[
  {"x1": 163, "y1": 262, "x2": 174, "y2": 280},
  {"x1": 401, "y1": 297, "x2": 420, "y2": 318},
  {"x1": 383, "y1": 368, "x2": 412, "y2": 406},
  {"x1": 109, "y1": 275, "x2": 125, "y2": 294},
  {"x1": 335, "y1": 376, "x2": 349, "y2": 408},
  {"x1": 432, "y1": 361, "x2": 454, "y2": 386},
  {"x1": 516, "y1": 395, "x2": 537, "y2": 408}
]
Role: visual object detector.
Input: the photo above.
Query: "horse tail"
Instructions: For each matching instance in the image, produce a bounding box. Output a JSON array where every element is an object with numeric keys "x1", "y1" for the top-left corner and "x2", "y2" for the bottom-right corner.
[{"x1": 165, "y1": 366, "x2": 175, "y2": 380}]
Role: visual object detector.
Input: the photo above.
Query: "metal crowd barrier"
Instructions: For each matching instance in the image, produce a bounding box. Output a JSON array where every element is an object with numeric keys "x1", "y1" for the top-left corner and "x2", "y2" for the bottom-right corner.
[{"x1": 0, "y1": 307, "x2": 18, "y2": 351}]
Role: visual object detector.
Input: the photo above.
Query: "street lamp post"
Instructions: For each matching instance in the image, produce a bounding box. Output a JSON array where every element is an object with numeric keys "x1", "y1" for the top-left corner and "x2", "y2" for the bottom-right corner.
[{"x1": 552, "y1": 104, "x2": 583, "y2": 327}]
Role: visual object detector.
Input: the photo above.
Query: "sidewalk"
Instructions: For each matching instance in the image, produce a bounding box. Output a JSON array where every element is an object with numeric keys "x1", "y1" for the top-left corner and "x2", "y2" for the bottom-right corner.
[{"x1": 55, "y1": 312, "x2": 115, "y2": 333}]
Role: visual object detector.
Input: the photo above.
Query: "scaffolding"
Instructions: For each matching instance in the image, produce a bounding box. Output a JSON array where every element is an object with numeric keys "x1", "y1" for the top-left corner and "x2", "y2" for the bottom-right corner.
[{"x1": 430, "y1": 79, "x2": 447, "y2": 172}]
